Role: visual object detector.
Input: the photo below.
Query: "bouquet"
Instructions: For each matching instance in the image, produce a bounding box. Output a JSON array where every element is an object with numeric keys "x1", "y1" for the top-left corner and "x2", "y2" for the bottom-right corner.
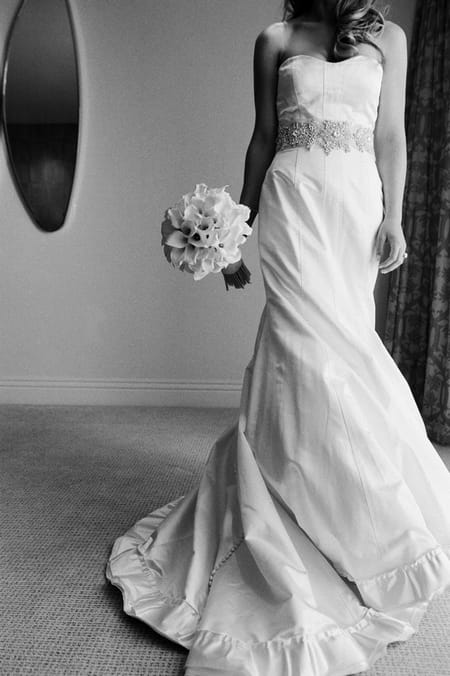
[{"x1": 161, "y1": 183, "x2": 253, "y2": 290}]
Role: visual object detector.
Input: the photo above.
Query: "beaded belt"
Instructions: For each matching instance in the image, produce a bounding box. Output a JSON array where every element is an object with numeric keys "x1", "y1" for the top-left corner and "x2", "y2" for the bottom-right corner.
[{"x1": 275, "y1": 118, "x2": 374, "y2": 155}]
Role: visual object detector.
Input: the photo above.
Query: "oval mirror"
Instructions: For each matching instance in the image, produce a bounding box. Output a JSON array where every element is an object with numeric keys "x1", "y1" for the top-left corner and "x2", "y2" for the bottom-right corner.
[{"x1": 2, "y1": 0, "x2": 79, "y2": 232}]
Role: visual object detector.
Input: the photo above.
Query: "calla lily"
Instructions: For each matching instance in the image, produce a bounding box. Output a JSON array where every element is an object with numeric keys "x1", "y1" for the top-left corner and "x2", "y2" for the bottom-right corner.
[
  {"x1": 167, "y1": 207, "x2": 183, "y2": 228},
  {"x1": 161, "y1": 215, "x2": 177, "y2": 245},
  {"x1": 169, "y1": 247, "x2": 184, "y2": 266},
  {"x1": 165, "y1": 229, "x2": 188, "y2": 248},
  {"x1": 161, "y1": 183, "x2": 252, "y2": 281}
]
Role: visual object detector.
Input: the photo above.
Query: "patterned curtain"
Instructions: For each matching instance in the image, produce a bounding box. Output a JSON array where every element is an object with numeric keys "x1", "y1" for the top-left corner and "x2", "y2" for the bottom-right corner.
[{"x1": 383, "y1": 0, "x2": 450, "y2": 445}]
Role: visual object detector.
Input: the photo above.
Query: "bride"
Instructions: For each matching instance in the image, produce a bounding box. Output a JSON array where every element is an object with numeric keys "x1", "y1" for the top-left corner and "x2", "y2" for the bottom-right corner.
[{"x1": 106, "y1": 1, "x2": 450, "y2": 674}]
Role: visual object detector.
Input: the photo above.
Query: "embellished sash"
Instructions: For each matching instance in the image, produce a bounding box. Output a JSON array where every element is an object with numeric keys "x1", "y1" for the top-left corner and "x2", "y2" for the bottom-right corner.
[{"x1": 275, "y1": 117, "x2": 374, "y2": 155}]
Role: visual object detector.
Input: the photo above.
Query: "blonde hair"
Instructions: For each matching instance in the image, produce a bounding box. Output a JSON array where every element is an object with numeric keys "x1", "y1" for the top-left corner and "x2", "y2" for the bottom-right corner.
[{"x1": 282, "y1": 0, "x2": 389, "y2": 63}]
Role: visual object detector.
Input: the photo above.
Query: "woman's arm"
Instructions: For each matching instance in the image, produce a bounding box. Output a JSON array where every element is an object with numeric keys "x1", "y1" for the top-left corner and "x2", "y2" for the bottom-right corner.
[
  {"x1": 221, "y1": 24, "x2": 281, "y2": 281},
  {"x1": 239, "y1": 23, "x2": 282, "y2": 227},
  {"x1": 373, "y1": 20, "x2": 408, "y2": 274}
]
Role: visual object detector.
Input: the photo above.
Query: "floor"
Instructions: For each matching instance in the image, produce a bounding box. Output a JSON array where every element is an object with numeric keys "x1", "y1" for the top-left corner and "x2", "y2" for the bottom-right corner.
[{"x1": 1, "y1": 404, "x2": 449, "y2": 675}]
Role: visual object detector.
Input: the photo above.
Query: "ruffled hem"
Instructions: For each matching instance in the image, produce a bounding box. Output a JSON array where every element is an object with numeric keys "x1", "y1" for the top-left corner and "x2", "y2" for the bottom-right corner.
[
  {"x1": 106, "y1": 497, "x2": 198, "y2": 649},
  {"x1": 105, "y1": 500, "x2": 450, "y2": 676},
  {"x1": 184, "y1": 610, "x2": 410, "y2": 676},
  {"x1": 351, "y1": 545, "x2": 450, "y2": 623}
]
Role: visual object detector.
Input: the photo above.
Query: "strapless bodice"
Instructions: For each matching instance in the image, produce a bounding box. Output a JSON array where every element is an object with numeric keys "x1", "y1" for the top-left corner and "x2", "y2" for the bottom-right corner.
[
  {"x1": 275, "y1": 54, "x2": 383, "y2": 155},
  {"x1": 277, "y1": 54, "x2": 383, "y2": 128}
]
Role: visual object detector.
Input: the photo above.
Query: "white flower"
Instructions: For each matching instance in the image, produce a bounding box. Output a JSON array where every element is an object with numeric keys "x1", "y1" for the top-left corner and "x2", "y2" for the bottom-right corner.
[{"x1": 160, "y1": 184, "x2": 252, "y2": 281}]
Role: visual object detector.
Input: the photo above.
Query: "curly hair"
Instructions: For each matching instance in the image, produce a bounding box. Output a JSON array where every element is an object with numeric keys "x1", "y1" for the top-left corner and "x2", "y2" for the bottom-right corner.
[{"x1": 282, "y1": 0, "x2": 390, "y2": 63}]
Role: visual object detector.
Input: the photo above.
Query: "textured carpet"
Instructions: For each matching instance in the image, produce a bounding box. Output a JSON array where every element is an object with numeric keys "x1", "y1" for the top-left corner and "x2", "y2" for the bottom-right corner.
[{"x1": 1, "y1": 405, "x2": 449, "y2": 676}]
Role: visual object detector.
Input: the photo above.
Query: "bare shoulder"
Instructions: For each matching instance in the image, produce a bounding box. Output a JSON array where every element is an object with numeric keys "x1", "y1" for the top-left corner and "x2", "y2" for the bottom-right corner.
[
  {"x1": 382, "y1": 19, "x2": 407, "y2": 42},
  {"x1": 255, "y1": 21, "x2": 285, "y2": 57},
  {"x1": 378, "y1": 19, "x2": 407, "y2": 59}
]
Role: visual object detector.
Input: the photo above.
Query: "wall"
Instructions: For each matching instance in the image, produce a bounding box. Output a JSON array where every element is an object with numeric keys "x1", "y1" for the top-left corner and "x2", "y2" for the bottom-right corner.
[{"x1": 0, "y1": 0, "x2": 417, "y2": 406}]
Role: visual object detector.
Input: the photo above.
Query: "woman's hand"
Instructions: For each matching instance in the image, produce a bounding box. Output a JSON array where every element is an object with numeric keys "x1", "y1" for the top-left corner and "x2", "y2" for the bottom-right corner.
[{"x1": 375, "y1": 217, "x2": 408, "y2": 274}]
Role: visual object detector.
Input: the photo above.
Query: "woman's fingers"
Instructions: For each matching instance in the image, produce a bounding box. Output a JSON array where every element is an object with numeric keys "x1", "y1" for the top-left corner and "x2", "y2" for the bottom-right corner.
[
  {"x1": 374, "y1": 223, "x2": 407, "y2": 274},
  {"x1": 379, "y1": 243, "x2": 406, "y2": 273},
  {"x1": 375, "y1": 236, "x2": 385, "y2": 259},
  {"x1": 374, "y1": 225, "x2": 387, "y2": 258}
]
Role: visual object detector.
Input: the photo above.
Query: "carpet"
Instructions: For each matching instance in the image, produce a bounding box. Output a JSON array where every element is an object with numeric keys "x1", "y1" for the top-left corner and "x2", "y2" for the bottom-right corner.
[{"x1": 1, "y1": 405, "x2": 449, "y2": 675}]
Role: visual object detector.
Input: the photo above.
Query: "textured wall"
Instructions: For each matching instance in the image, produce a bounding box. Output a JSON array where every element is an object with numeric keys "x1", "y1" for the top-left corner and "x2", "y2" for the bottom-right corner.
[{"x1": 0, "y1": 0, "x2": 416, "y2": 405}]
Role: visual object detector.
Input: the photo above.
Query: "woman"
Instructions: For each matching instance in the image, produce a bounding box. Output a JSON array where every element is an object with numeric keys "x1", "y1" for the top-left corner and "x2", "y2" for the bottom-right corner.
[{"x1": 106, "y1": 2, "x2": 450, "y2": 675}]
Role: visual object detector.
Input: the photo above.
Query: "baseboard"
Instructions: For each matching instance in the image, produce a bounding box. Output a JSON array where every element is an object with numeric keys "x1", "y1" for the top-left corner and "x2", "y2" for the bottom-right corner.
[{"x1": 0, "y1": 377, "x2": 242, "y2": 407}]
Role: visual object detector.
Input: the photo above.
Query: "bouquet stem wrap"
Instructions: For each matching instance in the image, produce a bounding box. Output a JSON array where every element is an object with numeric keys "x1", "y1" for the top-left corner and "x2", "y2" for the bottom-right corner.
[{"x1": 222, "y1": 259, "x2": 252, "y2": 291}]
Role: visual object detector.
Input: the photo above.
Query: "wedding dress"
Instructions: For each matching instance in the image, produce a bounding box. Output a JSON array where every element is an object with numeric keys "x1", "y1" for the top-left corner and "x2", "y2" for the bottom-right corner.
[{"x1": 106, "y1": 52, "x2": 450, "y2": 676}]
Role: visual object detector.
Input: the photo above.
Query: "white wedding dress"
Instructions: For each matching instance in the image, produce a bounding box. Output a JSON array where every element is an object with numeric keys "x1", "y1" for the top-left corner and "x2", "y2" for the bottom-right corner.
[{"x1": 106, "y1": 52, "x2": 450, "y2": 676}]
